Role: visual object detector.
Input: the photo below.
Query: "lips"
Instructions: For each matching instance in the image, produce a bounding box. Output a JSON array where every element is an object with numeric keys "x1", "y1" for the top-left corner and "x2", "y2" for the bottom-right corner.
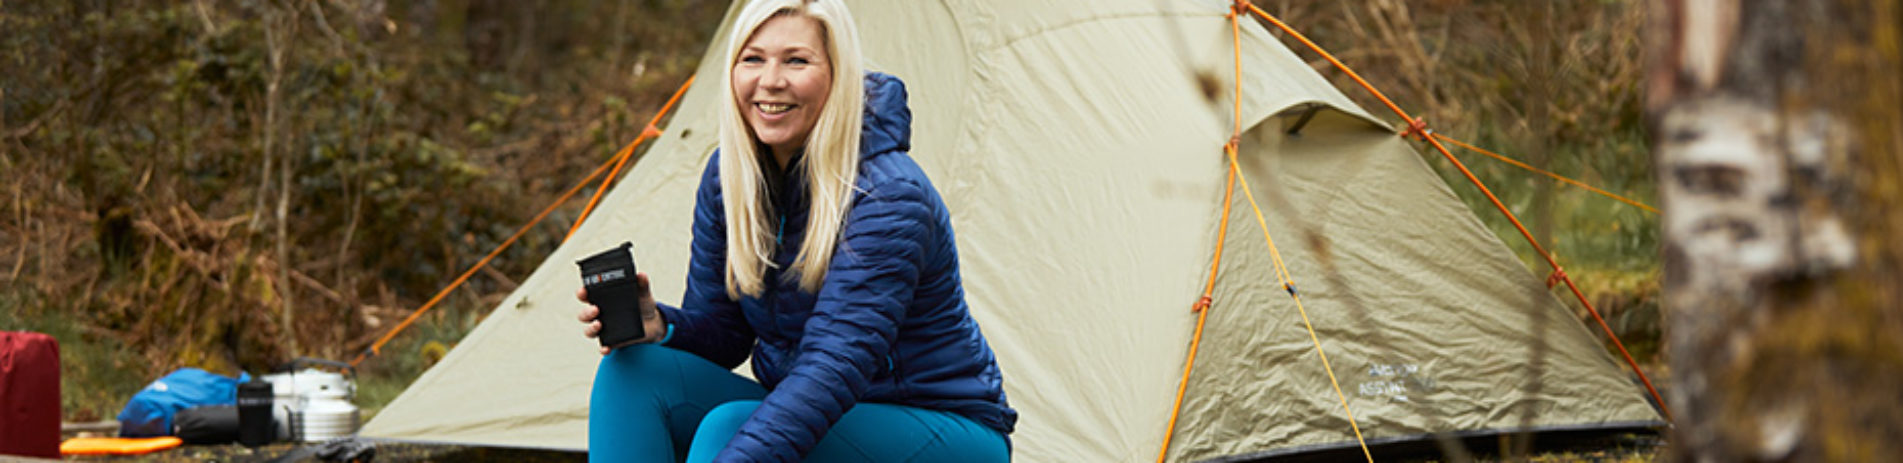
[{"x1": 756, "y1": 102, "x2": 795, "y2": 115}]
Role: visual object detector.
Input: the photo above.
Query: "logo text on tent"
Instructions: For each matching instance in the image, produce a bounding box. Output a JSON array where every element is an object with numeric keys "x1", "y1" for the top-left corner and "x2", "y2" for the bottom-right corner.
[{"x1": 1357, "y1": 363, "x2": 1435, "y2": 402}]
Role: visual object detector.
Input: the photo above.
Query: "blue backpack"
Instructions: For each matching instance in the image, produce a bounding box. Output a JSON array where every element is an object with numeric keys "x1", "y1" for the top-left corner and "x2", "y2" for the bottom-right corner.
[{"x1": 117, "y1": 368, "x2": 250, "y2": 437}]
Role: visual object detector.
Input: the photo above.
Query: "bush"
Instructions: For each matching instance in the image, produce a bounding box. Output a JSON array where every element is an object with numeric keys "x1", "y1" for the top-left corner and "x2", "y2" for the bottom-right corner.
[{"x1": 1, "y1": 0, "x2": 724, "y2": 419}]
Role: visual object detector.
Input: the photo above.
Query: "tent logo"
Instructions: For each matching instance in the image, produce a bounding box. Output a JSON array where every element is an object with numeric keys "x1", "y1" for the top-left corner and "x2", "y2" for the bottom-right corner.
[
  {"x1": 1358, "y1": 363, "x2": 1435, "y2": 402},
  {"x1": 584, "y1": 269, "x2": 627, "y2": 286}
]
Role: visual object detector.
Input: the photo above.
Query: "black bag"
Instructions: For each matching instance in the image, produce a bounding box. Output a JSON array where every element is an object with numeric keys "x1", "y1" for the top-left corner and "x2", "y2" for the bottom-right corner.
[{"x1": 173, "y1": 405, "x2": 240, "y2": 444}]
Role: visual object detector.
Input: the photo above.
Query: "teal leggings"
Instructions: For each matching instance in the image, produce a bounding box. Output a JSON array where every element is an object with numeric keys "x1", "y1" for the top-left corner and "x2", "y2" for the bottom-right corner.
[{"x1": 588, "y1": 344, "x2": 1009, "y2": 463}]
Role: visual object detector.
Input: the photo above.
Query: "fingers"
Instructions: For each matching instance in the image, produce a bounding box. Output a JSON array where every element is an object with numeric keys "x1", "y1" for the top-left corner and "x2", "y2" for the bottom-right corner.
[
  {"x1": 636, "y1": 272, "x2": 657, "y2": 308},
  {"x1": 582, "y1": 285, "x2": 609, "y2": 354},
  {"x1": 588, "y1": 274, "x2": 652, "y2": 357},
  {"x1": 599, "y1": 338, "x2": 639, "y2": 356},
  {"x1": 607, "y1": 339, "x2": 638, "y2": 354}
]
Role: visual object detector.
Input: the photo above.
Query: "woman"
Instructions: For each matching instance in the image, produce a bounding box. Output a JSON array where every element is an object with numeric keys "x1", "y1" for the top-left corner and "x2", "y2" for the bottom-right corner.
[{"x1": 576, "y1": 0, "x2": 1016, "y2": 461}]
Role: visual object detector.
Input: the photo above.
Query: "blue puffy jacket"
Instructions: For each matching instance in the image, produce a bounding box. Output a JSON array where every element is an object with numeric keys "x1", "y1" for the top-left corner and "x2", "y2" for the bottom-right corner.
[{"x1": 654, "y1": 72, "x2": 1017, "y2": 461}]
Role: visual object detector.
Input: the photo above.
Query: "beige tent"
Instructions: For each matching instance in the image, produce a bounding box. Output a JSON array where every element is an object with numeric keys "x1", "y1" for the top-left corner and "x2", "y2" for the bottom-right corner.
[{"x1": 359, "y1": 0, "x2": 1662, "y2": 460}]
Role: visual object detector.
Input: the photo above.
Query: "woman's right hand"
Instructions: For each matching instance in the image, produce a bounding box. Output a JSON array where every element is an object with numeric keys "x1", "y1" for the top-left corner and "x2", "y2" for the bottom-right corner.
[{"x1": 577, "y1": 272, "x2": 665, "y2": 355}]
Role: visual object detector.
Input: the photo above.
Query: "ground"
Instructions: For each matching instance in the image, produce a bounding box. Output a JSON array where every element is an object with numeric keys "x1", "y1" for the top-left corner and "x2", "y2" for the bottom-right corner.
[
  {"x1": 59, "y1": 433, "x2": 1661, "y2": 462},
  {"x1": 63, "y1": 442, "x2": 581, "y2": 463}
]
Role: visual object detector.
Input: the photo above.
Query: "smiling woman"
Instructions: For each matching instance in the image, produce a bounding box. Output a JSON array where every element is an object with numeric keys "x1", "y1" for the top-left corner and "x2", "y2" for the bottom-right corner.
[
  {"x1": 731, "y1": 15, "x2": 833, "y2": 165},
  {"x1": 573, "y1": 0, "x2": 1017, "y2": 462},
  {"x1": 717, "y1": 5, "x2": 861, "y2": 299}
]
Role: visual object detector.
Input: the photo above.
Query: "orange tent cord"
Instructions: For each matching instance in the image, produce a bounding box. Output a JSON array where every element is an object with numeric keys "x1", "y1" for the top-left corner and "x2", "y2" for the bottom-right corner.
[
  {"x1": 1155, "y1": 12, "x2": 1249, "y2": 462},
  {"x1": 568, "y1": 76, "x2": 697, "y2": 239},
  {"x1": 1434, "y1": 133, "x2": 1658, "y2": 214},
  {"x1": 350, "y1": 140, "x2": 618, "y2": 368},
  {"x1": 1230, "y1": 3, "x2": 1245, "y2": 141},
  {"x1": 1243, "y1": 2, "x2": 1670, "y2": 419},
  {"x1": 1155, "y1": 159, "x2": 1237, "y2": 463},
  {"x1": 1243, "y1": 3, "x2": 1411, "y2": 128},
  {"x1": 566, "y1": 138, "x2": 640, "y2": 240},
  {"x1": 1421, "y1": 132, "x2": 1671, "y2": 417},
  {"x1": 352, "y1": 77, "x2": 695, "y2": 368},
  {"x1": 1226, "y1": 143, "x2": 1374, "y2": 462},
  {"x1": 1160, "y1": 8, "x2": 1375, "y2": 461}
]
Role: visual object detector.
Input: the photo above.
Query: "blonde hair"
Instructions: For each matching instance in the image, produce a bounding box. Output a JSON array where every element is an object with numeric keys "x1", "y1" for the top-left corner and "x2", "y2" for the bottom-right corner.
[{"x1": 717, "y1": 0, "x2": 865, "y2": 298}]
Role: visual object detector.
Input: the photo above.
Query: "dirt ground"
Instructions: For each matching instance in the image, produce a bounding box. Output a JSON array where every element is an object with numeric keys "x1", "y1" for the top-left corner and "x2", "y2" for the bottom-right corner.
[
  {"x1": 61, "y1": 442, "x2": 583, "y2": 463},
  {"x1": 58, "y1": 432, "x2": 1660, "y2": 462}
]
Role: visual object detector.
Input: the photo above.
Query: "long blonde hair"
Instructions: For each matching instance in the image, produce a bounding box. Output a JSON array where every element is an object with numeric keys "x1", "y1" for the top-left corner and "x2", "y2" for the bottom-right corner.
[{"x1": 717, "y1": 0, "x2": 865, "y2": 298}]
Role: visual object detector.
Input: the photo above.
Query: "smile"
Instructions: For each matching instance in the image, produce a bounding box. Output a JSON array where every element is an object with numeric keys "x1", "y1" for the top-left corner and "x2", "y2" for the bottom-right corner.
[{"x1": 757, "y1": 102, "x2": 796, "y2": 115}]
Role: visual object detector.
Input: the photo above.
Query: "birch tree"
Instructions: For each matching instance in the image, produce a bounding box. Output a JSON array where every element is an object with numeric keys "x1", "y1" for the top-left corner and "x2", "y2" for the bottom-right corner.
[{"x1": 1650, "y1": 0, "x2": 1903, "y2": 461}]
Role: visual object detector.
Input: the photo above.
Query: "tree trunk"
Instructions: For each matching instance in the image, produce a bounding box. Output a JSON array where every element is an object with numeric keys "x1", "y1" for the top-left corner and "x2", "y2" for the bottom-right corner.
[
  {"x1": 1649, "y1": 0, "x2": 1903, "y2": 461},
  {"x1": 265, "y1": 1, "x2": 301, "y2": 357}
]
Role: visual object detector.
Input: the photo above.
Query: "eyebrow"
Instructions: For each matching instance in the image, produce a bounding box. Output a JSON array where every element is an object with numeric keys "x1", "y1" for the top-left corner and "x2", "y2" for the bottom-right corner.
[{"x1": 741, "y1": 44, "x2": 821, "y2": 56}]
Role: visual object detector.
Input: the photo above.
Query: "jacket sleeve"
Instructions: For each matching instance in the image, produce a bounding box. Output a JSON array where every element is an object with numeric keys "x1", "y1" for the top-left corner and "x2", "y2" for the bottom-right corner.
[
  {"x1": 715, "y1": 179, "x2": 930, "y2": 463},
  {"x1": 656, "y1": 154, "x2": 755, "y2": 369}
]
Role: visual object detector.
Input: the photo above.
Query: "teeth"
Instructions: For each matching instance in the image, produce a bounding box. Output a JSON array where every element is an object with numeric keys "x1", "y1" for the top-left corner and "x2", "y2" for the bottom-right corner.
[{"x1": 758, "y1": 103, "x2": 794, "y2": 114}]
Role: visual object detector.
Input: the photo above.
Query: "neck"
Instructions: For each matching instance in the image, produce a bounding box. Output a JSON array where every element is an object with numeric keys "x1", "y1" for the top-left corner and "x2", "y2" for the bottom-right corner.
[{"x1": 768, "y1": 145, "x2": 801, "y2": 172}]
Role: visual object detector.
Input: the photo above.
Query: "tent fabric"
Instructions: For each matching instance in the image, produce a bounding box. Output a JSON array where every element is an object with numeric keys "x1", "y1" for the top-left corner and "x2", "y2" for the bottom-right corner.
[
  {"x1": 1165, "y1": 111, "x2": 1658, "y2": 462},
  {"x1": 360, "y1": 0, "x2": 1661, "y2": 461}
]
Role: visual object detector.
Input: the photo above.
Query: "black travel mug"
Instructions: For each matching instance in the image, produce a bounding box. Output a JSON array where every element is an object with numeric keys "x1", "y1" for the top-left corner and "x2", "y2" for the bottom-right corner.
[
  {"x1": 236, "y1": 377, "x2": 274, "y2": 447},
  {"x1": 578, "y1": 242, "x2": 648, "y2": 347}
]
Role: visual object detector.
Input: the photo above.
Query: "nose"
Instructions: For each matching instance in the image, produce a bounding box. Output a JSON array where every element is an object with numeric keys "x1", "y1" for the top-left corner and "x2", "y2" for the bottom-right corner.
[{"x1": 760, "y1": 64, "x2": 789, "y2": 91}]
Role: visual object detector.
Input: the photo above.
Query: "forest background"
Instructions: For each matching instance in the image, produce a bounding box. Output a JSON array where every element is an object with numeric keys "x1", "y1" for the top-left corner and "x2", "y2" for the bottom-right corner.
[{"x1": 0, "y1": 0, "x2": 1658, "y2": 425}]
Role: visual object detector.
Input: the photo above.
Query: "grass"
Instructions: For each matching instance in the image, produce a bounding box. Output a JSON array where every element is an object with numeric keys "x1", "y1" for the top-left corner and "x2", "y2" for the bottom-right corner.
[
  {"x1": 353, "y1": 302, "x2": 486, "y2": 420},
  {"x1": 0, "y1": 286, "x2": 479, "y2": 424},
  {"x1": 1, "y1": 291, "x2": 148, "y2": 423}
]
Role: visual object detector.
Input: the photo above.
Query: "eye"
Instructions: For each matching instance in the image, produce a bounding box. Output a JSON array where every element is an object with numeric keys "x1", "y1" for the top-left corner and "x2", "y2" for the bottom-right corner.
[
  {"x1": 787, "y1": 57, "x2": 810, "y2": 65},
  {"x1": 739, "y1": 55, "x2": 765, "y2": 64}
]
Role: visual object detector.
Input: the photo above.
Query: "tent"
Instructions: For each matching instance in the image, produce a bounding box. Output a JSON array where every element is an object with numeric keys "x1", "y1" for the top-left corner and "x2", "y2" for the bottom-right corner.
[{"x1": 359, "y1": 0, "x2": 1663, "y2": 461}]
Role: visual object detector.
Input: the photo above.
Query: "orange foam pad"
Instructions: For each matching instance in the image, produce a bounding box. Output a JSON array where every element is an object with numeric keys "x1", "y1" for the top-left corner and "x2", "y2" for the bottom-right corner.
[{"x1": 59, "y1": 436, "x2": 183, "y2": 456}]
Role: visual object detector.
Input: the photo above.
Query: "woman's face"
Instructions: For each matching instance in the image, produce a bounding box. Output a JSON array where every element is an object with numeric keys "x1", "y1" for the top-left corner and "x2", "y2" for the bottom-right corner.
[{"x1": 733, "y1": 15, "x2": 833, "y2": 160}]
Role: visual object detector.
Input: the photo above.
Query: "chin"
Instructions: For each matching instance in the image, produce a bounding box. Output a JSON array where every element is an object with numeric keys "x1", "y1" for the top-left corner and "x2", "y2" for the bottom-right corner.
[{"x1": 755, "y1": 134, "x2": 789, "y2": 147}]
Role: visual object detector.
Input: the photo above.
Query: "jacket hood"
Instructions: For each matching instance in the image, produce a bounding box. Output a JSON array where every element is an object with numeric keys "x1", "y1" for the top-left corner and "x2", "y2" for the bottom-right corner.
[{"x1": 859, "y1": 72, "x2": 911, "y2": 159}]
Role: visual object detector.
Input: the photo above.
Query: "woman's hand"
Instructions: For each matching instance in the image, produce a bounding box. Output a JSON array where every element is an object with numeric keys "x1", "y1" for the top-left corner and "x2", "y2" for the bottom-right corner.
[{"x1": 577, "y1": 272, "x2": 667, "y2": 355}]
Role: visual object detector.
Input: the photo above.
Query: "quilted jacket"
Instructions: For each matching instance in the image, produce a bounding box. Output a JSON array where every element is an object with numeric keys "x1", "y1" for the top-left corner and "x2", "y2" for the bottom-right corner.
[{"x1": 654, "y1": 72, "x2": 1017, "y2": 462}]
